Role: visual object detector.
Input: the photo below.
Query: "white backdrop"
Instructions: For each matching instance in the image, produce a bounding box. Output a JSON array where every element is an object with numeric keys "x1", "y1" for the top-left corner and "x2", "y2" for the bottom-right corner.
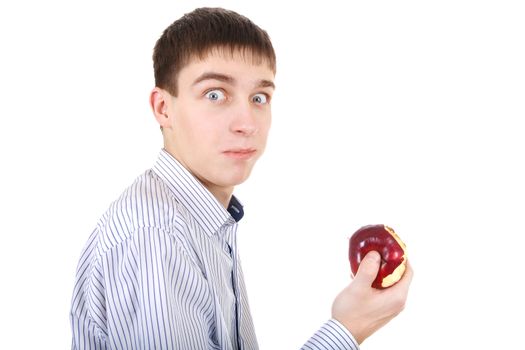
[{"x1": 1, "y1": 1, "x2": 524, "y2": 349}]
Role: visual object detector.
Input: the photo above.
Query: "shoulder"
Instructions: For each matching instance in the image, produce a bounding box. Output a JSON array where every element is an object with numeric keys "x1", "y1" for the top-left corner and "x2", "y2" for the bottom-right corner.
[{"x1": 95, "y1": 169, "x2": 190, "y2": 253}]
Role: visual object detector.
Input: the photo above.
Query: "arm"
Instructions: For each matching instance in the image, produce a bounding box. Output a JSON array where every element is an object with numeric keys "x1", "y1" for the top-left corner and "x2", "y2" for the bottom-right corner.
[
  {"x1": 301, "y1": 319, "x2": 359, "y2": 350},
  {"x1": 70, "y1": 310, "x2": 108, "y2": 350},
  {"x1": 70, "y1": 229, "x2": 109, "y2": 350},
  {"x1": 70, "y1": 227, "x2": 181, "y2": 349}
]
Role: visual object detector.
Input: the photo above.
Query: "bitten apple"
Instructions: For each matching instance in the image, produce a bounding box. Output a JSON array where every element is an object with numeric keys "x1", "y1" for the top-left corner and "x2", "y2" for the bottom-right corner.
[{"x1": 349, "y1": 224, "x2": 407, "y2": 289}]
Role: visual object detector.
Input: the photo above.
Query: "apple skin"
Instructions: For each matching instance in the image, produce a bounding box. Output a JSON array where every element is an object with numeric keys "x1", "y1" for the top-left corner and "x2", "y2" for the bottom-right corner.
[{"x1": 349, "y1": 224, "x2": 407, "y2": 289}]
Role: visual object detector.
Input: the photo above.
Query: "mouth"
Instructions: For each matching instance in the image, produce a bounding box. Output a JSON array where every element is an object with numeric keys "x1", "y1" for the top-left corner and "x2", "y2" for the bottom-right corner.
[{"x1": 222, "y1": 148, "x2": 257, "y2": 160}]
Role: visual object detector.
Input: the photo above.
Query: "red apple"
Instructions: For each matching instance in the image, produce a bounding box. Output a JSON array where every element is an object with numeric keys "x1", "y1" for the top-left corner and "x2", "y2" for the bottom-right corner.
[{"x1": 349, "y1": 224, "x2": 407, "y2": 289}]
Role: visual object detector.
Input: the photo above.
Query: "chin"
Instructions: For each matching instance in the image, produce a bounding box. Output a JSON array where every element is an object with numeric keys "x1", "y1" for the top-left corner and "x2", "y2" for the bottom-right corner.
[
  {"x1": 226, "y1": 162, "x2": 256, "y2": 183},
  {"x1": 223, "y1": 172, "x2": 251, "y2": 187},
  {"x1": 204, "y1": 158, "x2": 259, "y2": 189}
]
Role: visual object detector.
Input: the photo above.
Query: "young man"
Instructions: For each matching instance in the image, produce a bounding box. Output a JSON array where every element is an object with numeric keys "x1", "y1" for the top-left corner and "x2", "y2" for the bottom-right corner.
[{"x1": 70, "y1": 7, "x2": 412, "y2": 350}]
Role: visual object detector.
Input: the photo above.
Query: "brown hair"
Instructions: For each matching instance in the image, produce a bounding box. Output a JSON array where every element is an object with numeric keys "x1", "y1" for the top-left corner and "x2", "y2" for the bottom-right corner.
[{"x1": 153, "y1": 7, "x2": 276, "y2": 96}]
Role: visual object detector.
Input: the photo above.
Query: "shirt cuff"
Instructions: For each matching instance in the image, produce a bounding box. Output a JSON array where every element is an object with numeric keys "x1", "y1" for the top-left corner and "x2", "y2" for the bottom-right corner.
[{"x1": 301, "y1": 319, "x2": 360, "y2": 350}]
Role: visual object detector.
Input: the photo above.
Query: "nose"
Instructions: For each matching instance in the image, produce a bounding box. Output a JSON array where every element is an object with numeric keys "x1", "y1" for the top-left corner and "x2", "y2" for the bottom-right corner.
[{"x1": 230, "y1": 100, "x2": 258, "y2": 136}]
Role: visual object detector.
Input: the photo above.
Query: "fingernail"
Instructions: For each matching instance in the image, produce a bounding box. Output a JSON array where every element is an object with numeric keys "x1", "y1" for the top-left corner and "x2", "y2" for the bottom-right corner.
[{"x1": 368, "y1": 251, "x2": 380, "y2": 262}]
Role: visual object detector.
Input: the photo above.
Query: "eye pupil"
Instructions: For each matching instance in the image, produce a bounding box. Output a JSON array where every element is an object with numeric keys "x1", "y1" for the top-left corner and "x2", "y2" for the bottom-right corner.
[{"x1": 253, "y1": 94, "x2": 267, "y2": 104}]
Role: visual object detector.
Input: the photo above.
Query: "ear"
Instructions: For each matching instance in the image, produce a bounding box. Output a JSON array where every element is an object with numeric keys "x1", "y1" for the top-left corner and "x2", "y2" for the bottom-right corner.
[{"x1": 150, "y1": 87, "x2": 173, "y2": 129}]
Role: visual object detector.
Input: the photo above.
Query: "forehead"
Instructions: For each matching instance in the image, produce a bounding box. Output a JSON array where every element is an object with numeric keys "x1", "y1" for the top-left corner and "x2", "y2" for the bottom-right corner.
[{"x1": 178, "y1": 48, "x2": 275, "y2": 84}]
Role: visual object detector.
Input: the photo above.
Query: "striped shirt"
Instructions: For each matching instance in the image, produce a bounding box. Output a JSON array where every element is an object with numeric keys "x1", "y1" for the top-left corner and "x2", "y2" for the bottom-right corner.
[{"x1": 70, "y1": 149, "x2": 359, "y2": 350}]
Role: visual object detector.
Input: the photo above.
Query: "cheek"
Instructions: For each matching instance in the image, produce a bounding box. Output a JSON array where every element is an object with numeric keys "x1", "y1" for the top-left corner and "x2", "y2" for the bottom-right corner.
[
  {"x1": 259, "y1": 116, "x2": 272, "y2": 141},
  {"x1": 255, "y1": 108, "x2": 271, "y2": 129},
  {"x1": 175, "y1": 106, "x2": 218, "y2": 142},
  {"x1": 264, "y1": 113, "x2": 272, "y2": 130}
]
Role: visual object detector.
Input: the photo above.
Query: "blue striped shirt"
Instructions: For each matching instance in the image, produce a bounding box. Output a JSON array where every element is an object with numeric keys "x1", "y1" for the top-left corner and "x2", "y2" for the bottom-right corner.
[{"x1": 70, "y1": 149, "x2": 359, "y2": 349}]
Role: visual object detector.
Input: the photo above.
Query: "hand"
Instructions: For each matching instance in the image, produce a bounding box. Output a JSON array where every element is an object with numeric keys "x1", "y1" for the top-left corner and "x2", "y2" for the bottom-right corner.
[{"x1": 331, "y1": 251, "x2": 413, "y2": 344}]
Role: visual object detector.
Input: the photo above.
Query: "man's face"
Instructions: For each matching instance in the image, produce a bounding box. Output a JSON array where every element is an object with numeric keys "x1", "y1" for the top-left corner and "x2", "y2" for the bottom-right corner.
[{"x1": 162, "y1": 50, "x2": 275, "y2": 196}]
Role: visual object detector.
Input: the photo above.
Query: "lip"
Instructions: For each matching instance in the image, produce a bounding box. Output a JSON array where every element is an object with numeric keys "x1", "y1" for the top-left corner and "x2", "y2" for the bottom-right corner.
[{"x1": 222, "y1": 148, "x2": 257, "y2": 160}]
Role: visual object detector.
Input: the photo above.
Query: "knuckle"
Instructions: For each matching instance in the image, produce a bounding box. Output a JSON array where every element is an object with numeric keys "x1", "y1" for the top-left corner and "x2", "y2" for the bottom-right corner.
[{"x1": 388, "y1": 293, "x2": 407, "y2": 313}]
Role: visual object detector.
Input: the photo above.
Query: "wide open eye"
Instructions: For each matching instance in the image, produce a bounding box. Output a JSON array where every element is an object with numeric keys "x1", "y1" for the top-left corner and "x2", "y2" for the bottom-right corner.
[
  {"x1": 205, "y1": 89, "x2": 226, "y2": 101},
  {"x1": 252, "y1": 93, "x2": 268, "y2": 104}
]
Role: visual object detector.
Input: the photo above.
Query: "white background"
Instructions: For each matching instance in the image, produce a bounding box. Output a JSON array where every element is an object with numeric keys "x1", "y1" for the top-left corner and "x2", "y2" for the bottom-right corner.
[{"x1": 1, "y1": 1, "x2": 524, "y2": 349}]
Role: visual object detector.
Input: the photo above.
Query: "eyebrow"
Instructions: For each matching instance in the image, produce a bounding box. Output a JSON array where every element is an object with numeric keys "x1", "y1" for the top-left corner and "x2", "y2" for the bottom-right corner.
[{"x1": 192, "y1": 72, "x2": 275, "y2": 89}]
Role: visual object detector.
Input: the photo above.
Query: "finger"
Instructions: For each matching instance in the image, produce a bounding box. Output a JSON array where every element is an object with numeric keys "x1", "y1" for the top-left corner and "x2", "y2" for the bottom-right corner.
[{"x1": 353, "y1": 251, "x2": 381, "y2": 287}]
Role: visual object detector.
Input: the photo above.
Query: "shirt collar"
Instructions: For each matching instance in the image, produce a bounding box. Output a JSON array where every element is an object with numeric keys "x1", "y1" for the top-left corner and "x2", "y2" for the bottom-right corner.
[
  {"x1": 152, "y1": 149, "x2": 244, "y2": 236},
  {"x1": 227, "y1": 195, "x2": 244, "y2": 222}
]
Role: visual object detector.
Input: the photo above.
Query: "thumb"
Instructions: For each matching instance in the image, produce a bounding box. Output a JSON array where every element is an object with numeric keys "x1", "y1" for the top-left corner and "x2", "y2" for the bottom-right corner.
[{"x1": 354, "y1": 251, "x2": 381, "y2": 287}]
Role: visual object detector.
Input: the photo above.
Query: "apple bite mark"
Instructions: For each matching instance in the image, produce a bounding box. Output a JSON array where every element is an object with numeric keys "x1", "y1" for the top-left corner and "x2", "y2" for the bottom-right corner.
[
  {"x1": 381, "y1": 258, "x2": 407, "y2": 288},
  {"x1": 381, "y1": 225, "x2": 407, "y2": 288}
]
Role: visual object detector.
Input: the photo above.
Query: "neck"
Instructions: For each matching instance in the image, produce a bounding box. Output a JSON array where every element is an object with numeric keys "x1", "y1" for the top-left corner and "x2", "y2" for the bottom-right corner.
[
  {"x1": 162, "y1": 147, "x2": 233, "y2": 209},
  {"x1": 203, "y1": 182, "x2": 234, "y2": 209}
]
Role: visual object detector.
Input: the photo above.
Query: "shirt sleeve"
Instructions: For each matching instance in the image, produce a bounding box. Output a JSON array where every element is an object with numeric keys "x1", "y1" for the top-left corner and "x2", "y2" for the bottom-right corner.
[
  {"x1": 301, "y1": 319, "x2": 360, "y2": 350},
  {"x1": 70, "y1": 229, "x2": 109, "y2": 350}
]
